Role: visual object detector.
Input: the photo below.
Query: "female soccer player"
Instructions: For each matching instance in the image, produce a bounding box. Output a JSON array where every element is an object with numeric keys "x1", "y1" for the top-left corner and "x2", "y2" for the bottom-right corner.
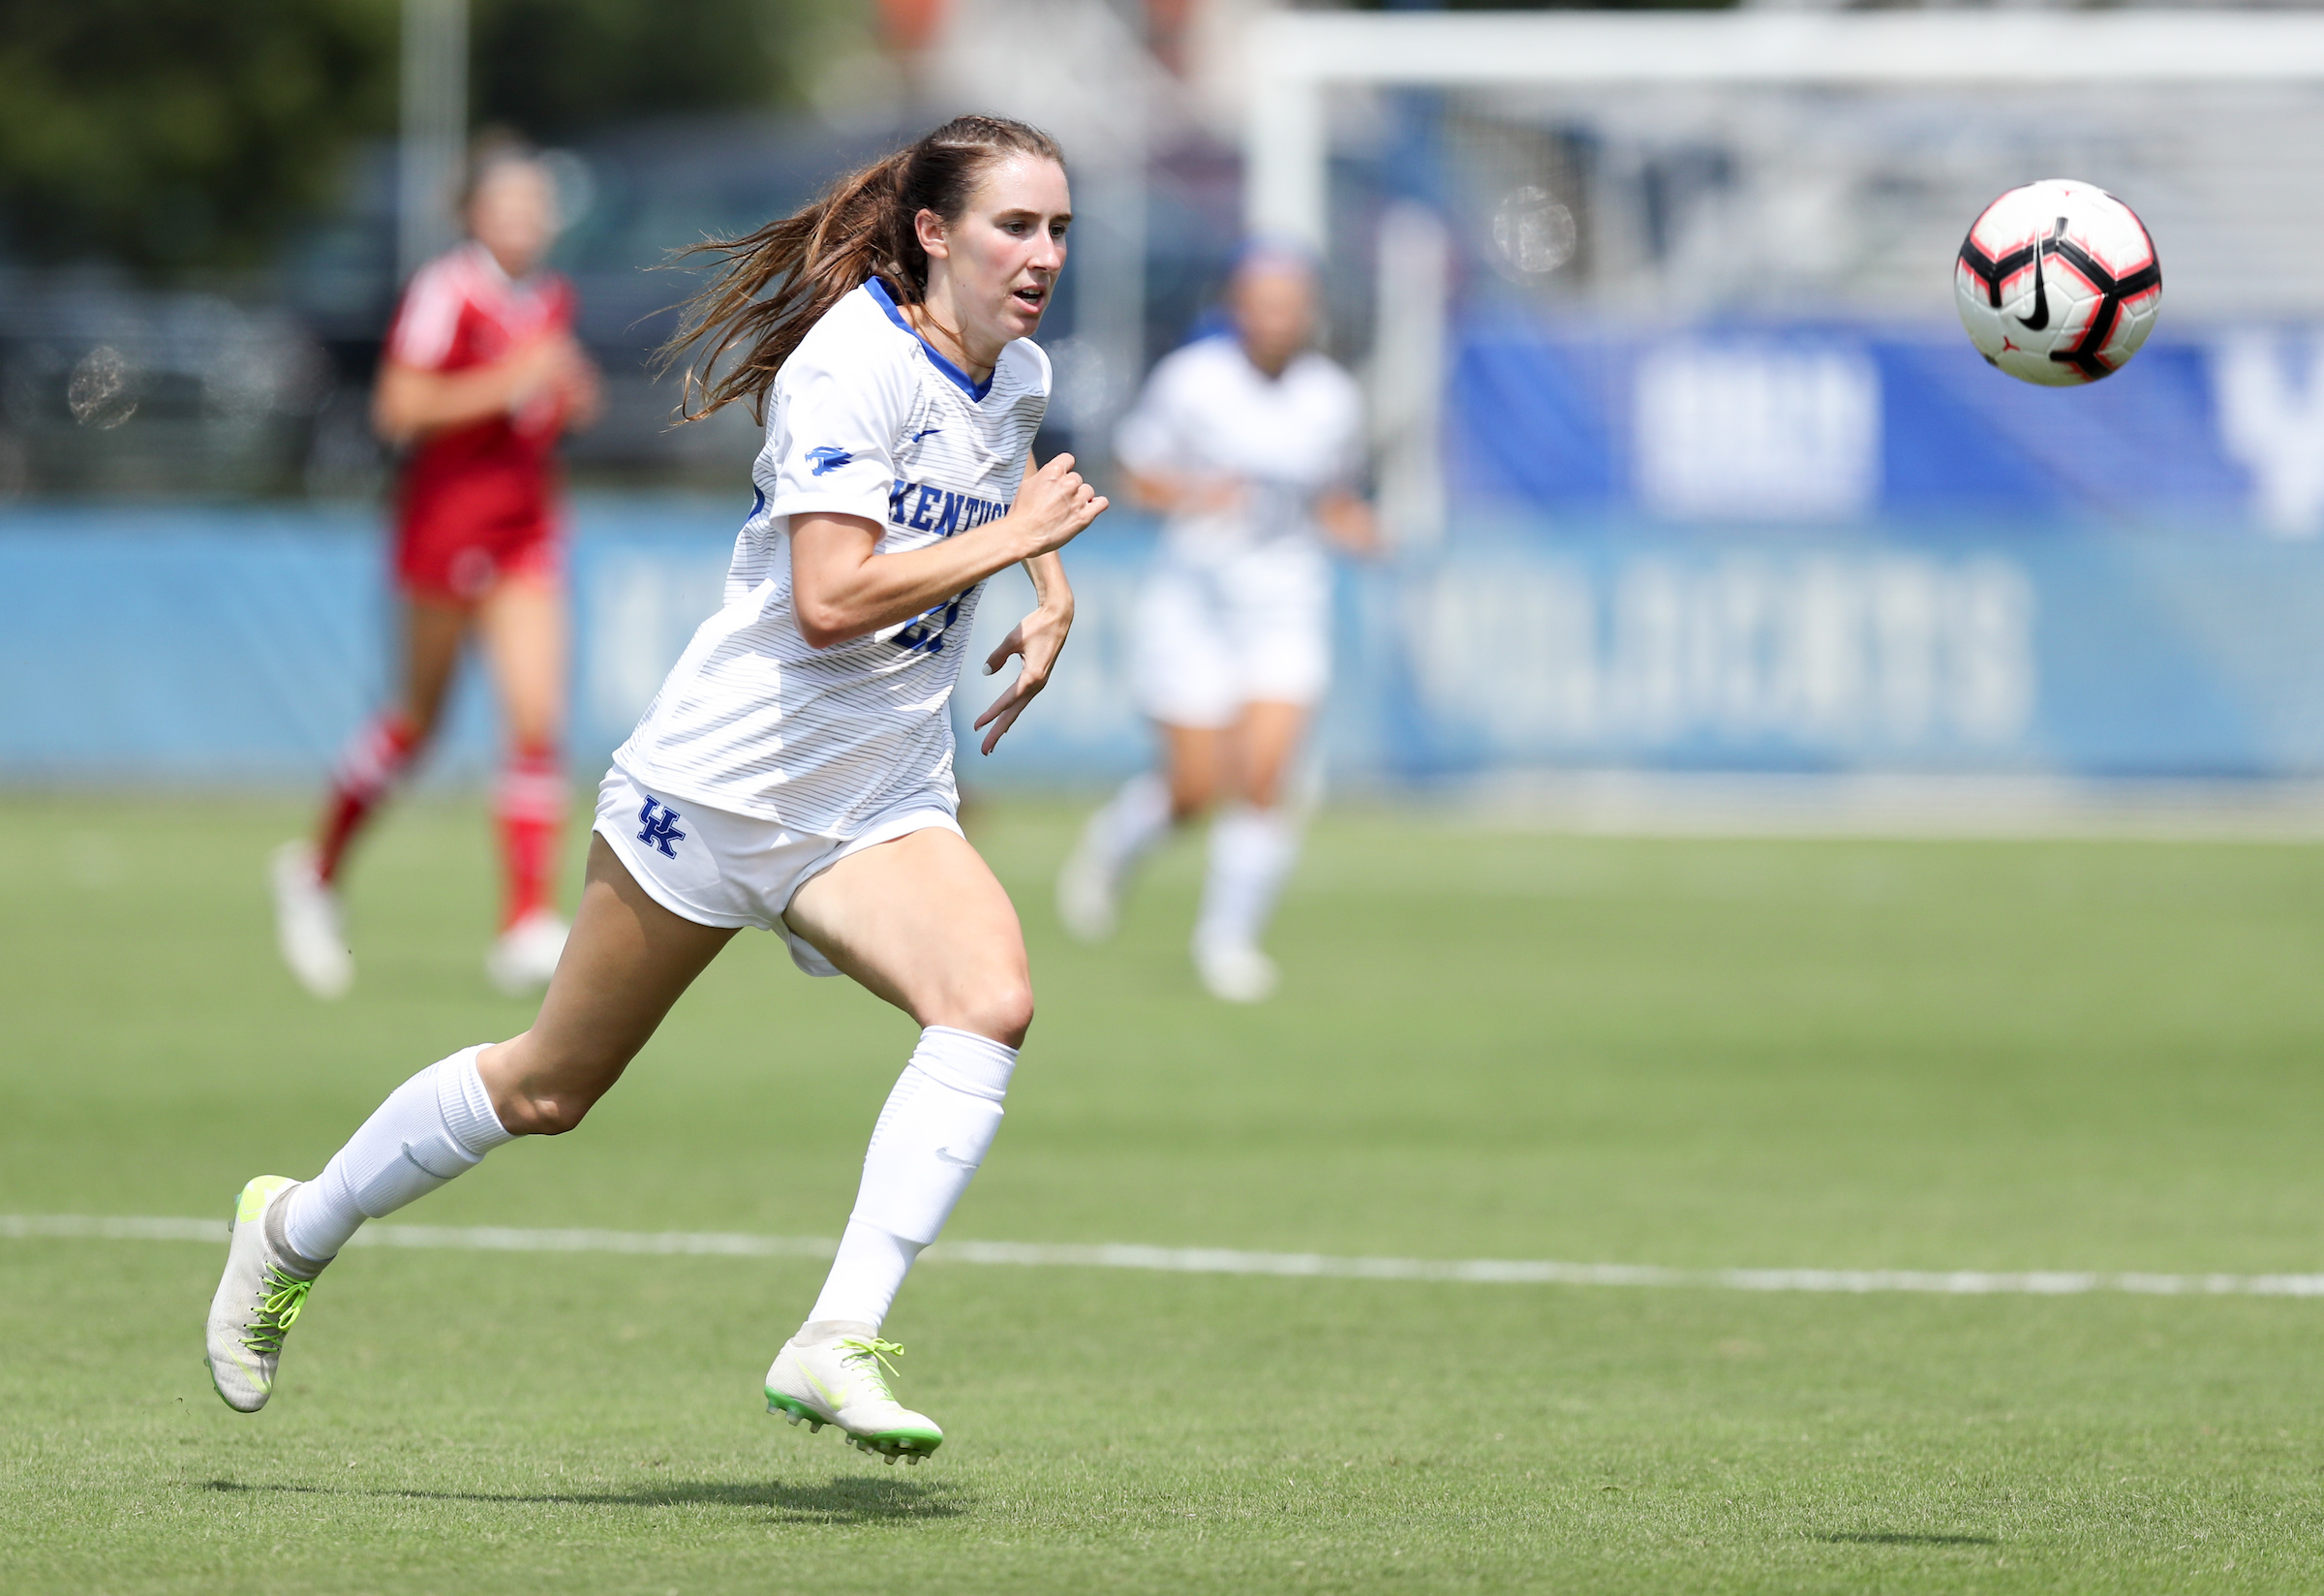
[
  {"x1": 271, "y1": 135, "x2": 601, "y2": 1000},
  {"x1": 208, "y1": 116, "x2": 1102, "y2": 1463},
  {"x1": 1056, "y1": 247, "x2": 1373, "y2": 1001}
]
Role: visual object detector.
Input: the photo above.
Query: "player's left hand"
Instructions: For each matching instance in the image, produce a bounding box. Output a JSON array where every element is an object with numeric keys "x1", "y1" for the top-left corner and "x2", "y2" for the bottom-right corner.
[
  {"x1": 972, "y1": 600, "x2": 1073, "y2": 755},
  {"x1": 1317, "y1": 489, "x2": 1381, "y2": 558}
]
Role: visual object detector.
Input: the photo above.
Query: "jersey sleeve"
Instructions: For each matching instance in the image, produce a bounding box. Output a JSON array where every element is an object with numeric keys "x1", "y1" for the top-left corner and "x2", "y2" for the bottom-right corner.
[
  {"x1": 384, "y1": 258, "x2": 467, "y2": 371},
  {"x1": 766, "y1": 325, "x2": 914, "y2": 525},
  {"x1": 1008, "y1": 336, "x2": 1053, "y2": 401},
  {"x1": 1113, "y1": 349, "x2": 1195, "y2": 476}
]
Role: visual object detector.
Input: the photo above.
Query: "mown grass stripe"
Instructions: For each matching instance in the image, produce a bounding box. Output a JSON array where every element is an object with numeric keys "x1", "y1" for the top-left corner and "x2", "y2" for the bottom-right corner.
[{"x1": 8, "y1": 1213, "x2": 2322, "y2": 1298}]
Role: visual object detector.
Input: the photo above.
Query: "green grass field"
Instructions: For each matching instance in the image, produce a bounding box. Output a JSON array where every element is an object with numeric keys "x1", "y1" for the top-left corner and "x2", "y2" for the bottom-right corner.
[{"x1": 6, "y1": 791, "x2": 2324, "y2": 1593}]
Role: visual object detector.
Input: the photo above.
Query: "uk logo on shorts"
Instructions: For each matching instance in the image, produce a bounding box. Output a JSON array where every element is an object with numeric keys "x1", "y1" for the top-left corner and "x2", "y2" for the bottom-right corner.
[{"x1": 637, "y1": 796, "x2": 687, "y2": 857}]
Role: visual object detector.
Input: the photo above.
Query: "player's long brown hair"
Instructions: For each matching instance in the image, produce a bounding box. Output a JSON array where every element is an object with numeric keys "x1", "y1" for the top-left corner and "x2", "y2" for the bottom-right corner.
[{"x1": 658, "y1": 114, "x2": 1065, "y2": 423}]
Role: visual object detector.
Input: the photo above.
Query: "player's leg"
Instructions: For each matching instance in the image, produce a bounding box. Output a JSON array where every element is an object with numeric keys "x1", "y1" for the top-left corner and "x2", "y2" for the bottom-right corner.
[
  {"x1": 1192, "y1": 700, "x2": 1309, "y2": 1001},
  {"x1": 209, "y1": 838, "x2": 735, "y2": 1412},
  {"x1": 1191, "y1": 557, "x2": 1329, "y2": 1001},
  {"x1": 272, "y1": 595, "x2": 468, "y2": 998},
  {"x1": 1230, "y1": 699, "x2": 1307, "y2": 812},
  {"x1": 476, "y1": 570, "x2": 571, "y2": 993},
  {"x1": 1056, "y1": 568, "x2": 1234, "y2": 940},
  {"x1": 1055, "y1": 721, "x2": 1223, "y2": 943},
  {"x1": 326, "y1": 595, "x2": 468, "y2": 875},
  {"x1": 1163, "y1": 721, "x2": 1226, "y2": 818},
  {"x1": 766, "y1": 827, "x2": 1032, "y2": 1459}
]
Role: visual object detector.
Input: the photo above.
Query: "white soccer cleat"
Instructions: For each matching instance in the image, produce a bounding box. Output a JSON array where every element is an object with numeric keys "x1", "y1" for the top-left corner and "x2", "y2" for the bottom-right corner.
[
  {"x1": 1195, "y1": 936, "x2": 1279, "y2": 1003},
  {"x1": 270, "y1": 842, "x2": 352, "y2": 999},
  {"x1": 765, "y1": 1331, "x2": 943, "y2": 1463},
  {"x1": 204, "y1": 1176, "x2": 328, "y2": 1413},
  {"x1": 1055, "y1": 829, "x2": 1121, "y2": 944},
  {"x1": 485, "y1": 910, "x2": 567, "y2": 997}
]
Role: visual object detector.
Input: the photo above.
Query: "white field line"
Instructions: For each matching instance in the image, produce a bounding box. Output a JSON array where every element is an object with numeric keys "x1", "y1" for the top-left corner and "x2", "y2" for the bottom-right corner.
[{"x1": 6, "y1": 1213, "x2": 2323, "y2": 1300}]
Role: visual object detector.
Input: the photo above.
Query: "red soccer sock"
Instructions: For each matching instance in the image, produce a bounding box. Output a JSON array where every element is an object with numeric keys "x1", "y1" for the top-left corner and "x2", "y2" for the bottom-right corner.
[
  {"x1": 315, "y1": 713, "x2": 420, "y2": 885},
  {"x1": 496, "y1": 742, "x2": 566, "y2": 929}
]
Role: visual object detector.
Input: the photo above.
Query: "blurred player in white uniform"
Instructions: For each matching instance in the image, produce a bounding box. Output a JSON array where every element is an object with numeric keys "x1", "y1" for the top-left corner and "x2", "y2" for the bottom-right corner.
[
  {"x1": 1057, "y1": 249, "x2": 1374, "y2": 1001},
  {"x1": 205, "y1": 117, "x2": 1104, "y2": 1463}
]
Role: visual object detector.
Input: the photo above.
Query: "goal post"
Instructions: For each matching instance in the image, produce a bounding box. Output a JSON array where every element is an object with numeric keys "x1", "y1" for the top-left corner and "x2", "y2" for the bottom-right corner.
[{"x1": 1244, "y1": 9, "x2": 2324, "y2": 253}]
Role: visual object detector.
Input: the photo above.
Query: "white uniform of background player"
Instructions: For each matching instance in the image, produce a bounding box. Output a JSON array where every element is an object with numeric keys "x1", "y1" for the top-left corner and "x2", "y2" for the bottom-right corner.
[{"x1": 1057, "y1": 249, "x2": 1374, "y2": 1001}]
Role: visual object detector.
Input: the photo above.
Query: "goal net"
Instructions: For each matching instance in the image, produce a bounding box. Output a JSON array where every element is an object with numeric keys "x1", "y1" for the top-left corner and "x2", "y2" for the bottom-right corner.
[{"x1": 1210, "y1": 12, "x2": 2324, "y2": 781}]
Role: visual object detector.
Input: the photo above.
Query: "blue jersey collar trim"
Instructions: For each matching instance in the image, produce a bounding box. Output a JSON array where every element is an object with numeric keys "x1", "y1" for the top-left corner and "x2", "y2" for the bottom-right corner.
[{"x1": 865, "y1": 277, "x2": 994, "y2": 402}]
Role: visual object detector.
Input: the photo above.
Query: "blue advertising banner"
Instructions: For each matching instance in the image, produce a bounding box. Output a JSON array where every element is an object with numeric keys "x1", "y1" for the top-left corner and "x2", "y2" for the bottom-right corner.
[
  {"x1": 0, "y1": 499, "x2": 744, "y2": 784},
  {"x1": 5, "y1": 497, "x2": 2324, "y2": 786},
  {"x1": 1449, "y1": 323, "x2": 2324, "y2": 536},
  {"x1": 963, "y1": 524, "x2": 2324, "y2": 784}
]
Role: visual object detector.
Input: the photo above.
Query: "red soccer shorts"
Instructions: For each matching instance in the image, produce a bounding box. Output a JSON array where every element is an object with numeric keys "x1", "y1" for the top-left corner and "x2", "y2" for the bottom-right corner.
[{"x1": 395, "y1": 508, "x2": 562, "y2": 602}]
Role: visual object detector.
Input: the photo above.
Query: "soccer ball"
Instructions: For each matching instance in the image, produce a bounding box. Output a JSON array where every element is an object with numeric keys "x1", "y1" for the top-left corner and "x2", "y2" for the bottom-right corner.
[{"x1": 1954, "y1": 179, "x2": 2161, "y2": 386}]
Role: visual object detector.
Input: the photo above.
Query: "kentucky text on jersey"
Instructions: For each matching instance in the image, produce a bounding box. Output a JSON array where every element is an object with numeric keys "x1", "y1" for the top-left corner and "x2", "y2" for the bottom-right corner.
[{"x1": 888, "y1": 479, "x2": 1011, "y2": 537}]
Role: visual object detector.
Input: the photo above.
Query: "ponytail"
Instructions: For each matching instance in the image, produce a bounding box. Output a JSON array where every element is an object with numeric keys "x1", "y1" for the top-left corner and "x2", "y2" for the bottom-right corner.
[{"x1": 659, "y1": 115, "x2": 1065, "y2": 423}]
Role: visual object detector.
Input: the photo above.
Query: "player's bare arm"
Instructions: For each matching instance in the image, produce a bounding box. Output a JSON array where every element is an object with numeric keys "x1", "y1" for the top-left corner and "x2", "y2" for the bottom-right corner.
[
  {"x1": 372, "y1": 333, "x2": 595, "y2": 445},
  {"x1": 1120, "y1": 464, "x2": 1243, "y2": 516},
  {"x1": 972, "y1": 548, "x2": 1074, "y2": 754},
  {"x1": 789, "y1": 452, "x2": 1103, "y2": 649},
  {"x1": 967, "y1": 454, "x2": 1080, "y2": 752}
]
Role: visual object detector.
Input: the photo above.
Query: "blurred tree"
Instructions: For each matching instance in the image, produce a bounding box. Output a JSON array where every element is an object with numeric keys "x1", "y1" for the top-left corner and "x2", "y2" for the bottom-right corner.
[
  {"x1": 0, "y1": 0, "x2": 399, "y2": 272},
  {"x1": 1355, "y1": 0, "x2": 1732, "y2": 9},
  {"x1": 472, "y1": 0, "x2": 809, "y2": 143},
  {"x1": 0, "y1": 0, "x2": 822, "y2": 275}
]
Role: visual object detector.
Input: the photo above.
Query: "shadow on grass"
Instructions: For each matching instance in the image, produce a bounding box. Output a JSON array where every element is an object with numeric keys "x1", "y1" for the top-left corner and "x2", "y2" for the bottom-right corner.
[
  {"x1": 1824, "y1": 1532, "x2": 2000, "y2": 1548},
  {"x1": 200, "y1": 1475, "x2": 959, "y2": 1522}
]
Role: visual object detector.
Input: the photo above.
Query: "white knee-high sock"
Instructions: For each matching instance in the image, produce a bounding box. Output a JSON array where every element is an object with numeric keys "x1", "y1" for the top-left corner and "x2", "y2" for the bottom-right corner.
[
  {"x1": 1195, "y1": 805, "x2": 1299, "y2": 952},
  {"x1": 280, "y1": 1045, "x2": 513, "y2": 1262},
  {"x1": 1085, "y1": 772, "x2": 1174, "y2": 880},
  {"x1": 805, "y1": 1027, "x2": 1017, "y2": 1331}
]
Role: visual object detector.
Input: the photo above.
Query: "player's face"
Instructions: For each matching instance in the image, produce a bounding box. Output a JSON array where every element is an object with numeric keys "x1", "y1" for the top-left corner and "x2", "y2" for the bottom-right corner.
[
  {"x1": 468, "y1": 164, "x2": 558, "y2": 278},
  {"x1": 926, "y1": 156, "x2": 1071, "y2": 354},
  {"x1": 1233, "y1": 264, "x2": 1316, "y2": 378}
]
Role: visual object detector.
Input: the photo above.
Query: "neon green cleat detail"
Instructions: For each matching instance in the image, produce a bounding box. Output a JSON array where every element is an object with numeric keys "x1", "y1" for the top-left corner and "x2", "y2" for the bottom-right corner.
[
  {"x1": 235, "y1": 1173, "x2": 292, "y2": 1227},
  {"x1": 765, "y1": 1334, "x2": 943, "y2": 1463},
  {"x1": 204, "y1": 1176, "x2": 327, "y2": 1413}
]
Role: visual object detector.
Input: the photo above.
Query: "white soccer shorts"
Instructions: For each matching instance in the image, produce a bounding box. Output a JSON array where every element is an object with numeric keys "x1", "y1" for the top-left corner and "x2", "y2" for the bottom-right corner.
[
  {"x1": 593, "y1": 765, "x2": 962, "y2": 977},
  {"x1": 1131, "y1": 541, "x2": 1331, "y2": 730}
]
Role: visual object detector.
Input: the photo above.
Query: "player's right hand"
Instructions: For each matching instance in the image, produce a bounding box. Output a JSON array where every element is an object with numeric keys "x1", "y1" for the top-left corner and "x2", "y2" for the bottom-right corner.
[{"x1": 1011, "y1": 453, "x2": 1108, "y2": 557}]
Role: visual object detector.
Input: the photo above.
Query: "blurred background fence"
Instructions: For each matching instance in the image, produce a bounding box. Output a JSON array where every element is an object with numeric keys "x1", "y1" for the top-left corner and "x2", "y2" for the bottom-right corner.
[{"x1": 9, "y1": 3, "x2": 2324, "y2": 795}]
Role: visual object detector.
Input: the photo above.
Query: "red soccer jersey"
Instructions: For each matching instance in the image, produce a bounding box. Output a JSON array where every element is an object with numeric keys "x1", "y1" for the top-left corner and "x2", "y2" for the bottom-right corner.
[{"x1": 384, "y1": 242, "x2": 577, "y2": 598}]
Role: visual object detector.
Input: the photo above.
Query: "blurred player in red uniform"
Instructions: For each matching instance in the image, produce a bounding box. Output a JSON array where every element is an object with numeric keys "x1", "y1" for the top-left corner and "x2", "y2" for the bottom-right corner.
[{"x1": 272, "y1": 137, "x2": 601, "y2": 999}]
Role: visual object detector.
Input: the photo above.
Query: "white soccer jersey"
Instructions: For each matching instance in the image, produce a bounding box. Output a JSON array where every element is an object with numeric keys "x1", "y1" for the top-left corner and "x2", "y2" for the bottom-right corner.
[
  {"x1": 616, "y1": 279, "x2": 1049, "y2": 835},
  {"x1": 1113, "y1": 335, "x2": 1364, "y2": 564}
]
